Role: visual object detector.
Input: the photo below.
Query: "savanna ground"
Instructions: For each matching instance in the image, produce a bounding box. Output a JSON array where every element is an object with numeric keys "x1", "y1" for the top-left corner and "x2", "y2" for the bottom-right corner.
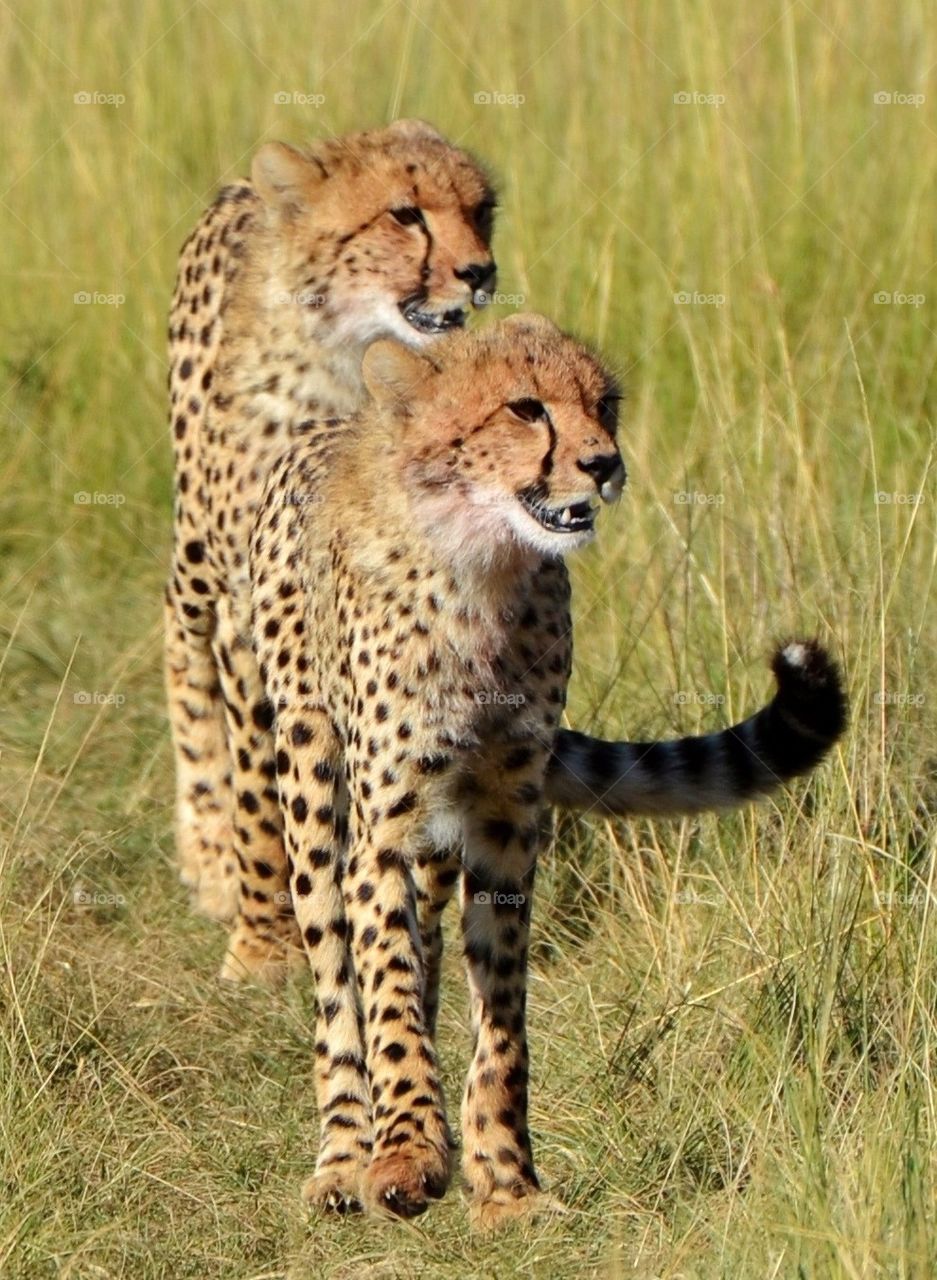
[{"x1": 1, "y1": 1, "x2": 936, "y2": 1276}]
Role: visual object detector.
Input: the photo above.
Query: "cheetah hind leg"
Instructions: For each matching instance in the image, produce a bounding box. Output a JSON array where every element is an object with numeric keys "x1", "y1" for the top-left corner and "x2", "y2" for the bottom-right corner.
[
  {"x1": 164, "y1": 593, "x2": 240, "y2": 922},
  {"x1": 184, "y1": 813, "x2": 240, "y2": 923},
  {"x1": 414, "y1": 844, "x2": 463, "y2": 1036}
]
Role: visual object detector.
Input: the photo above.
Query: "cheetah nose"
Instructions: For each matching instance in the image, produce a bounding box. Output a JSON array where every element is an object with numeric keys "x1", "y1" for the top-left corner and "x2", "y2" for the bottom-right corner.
[
  {"x1": 454, "y1": 261, "x2": 497, "y2": 306},
  {"x1": 577, "y1": 453, "x2": 626, "y2": 503}
]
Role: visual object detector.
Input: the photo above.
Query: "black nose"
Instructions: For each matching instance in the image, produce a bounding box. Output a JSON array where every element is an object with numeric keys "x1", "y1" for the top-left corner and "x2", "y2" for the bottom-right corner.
[
  {"x1": 578, "y1": 453, "x2": 626, "y2": 501},
  {"x1": 454, "y1": 261, "x2": 496, "y2": 290},
  {"x1": 577, "y1": 453, "x2": 624, "y2": 488}
]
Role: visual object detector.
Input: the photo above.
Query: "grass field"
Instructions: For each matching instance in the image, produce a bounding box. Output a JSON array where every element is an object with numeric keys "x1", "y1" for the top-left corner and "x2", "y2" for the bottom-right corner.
[{"x1": 2, "y1": 1, "x2": 936, "y2": 1275}]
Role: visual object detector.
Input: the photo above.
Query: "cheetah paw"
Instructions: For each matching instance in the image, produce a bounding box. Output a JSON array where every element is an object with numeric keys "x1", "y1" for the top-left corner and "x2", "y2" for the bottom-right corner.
[
  {"x1": 468, "y1": 1184, "x2": 567, "y2": 1231},
  {"x1": 302, "y1": 1167, "x2": 365, "y2": 1216},
  {"x1": 219, "y1": 924, "x2": 304, "y2": 987},
  {"x1": 363, "y1": 1144, "x2": 452, "y2": 1219}
]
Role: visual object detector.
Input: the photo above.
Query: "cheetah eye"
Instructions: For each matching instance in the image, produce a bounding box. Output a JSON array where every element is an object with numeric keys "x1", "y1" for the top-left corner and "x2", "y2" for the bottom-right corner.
[
  {"x1": 507, "y1": 398, "x2": 546, "y2": 423},
  {"x1": 390, "y1": 206, "x2": 425, "y2": 227},
  {"x1": 596, "y1": 393, "x2": 621, "y2": 431}
]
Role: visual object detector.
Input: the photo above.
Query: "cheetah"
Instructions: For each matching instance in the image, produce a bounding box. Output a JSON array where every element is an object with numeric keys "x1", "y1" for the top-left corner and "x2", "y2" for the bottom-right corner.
[
  {"x1": 165, "y1": 121, "x2": 846, "y2": 995},
  {"x1": 244, "y1": 314, "x2": 845, "y2": 1225},
  {"x1": 166, "y1": 120, "x2": 498, "y2": 926},
  {"x1": 248, "y1": 314, "x2": 629, "y2": 1222}
]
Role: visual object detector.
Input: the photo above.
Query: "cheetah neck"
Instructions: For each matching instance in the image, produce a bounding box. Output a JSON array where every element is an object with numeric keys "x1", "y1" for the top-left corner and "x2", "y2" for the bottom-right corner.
[
  {"x1": 336, "y1": 522, "x2": 535, "y2": 682},
  {"x1": 222, "y1": 229, "x2": 370, "y2": 423},
  {"x1": 333, "y1": 427, "x2": 545, "y2": 653}
]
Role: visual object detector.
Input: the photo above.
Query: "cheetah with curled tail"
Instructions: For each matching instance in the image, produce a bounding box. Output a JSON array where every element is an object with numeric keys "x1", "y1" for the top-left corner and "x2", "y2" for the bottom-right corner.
[
  {"x1": 165, "y1": 122, "x2": 847, "y2": 983},
  {"x1": 245, "y1": 315, "x2": 844, "y2": 1225}
]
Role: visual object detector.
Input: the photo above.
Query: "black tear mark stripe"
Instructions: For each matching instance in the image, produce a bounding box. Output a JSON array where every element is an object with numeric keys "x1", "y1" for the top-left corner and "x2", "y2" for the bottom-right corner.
[
  {"x1": 416, "y1": 219, "x2": 433, "y2": 289},
  {"x1": 526, "y1": 369, "x2": 557, "y2": 485},
  {"x1": 536, "y1": 411, "x2": 557, "y2": 484}
]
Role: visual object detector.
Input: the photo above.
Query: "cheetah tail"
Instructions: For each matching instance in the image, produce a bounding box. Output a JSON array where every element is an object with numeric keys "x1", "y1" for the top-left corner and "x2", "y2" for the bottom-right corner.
[{"x1": 545, "y1": 640, "x2": 847, "y2": 817}]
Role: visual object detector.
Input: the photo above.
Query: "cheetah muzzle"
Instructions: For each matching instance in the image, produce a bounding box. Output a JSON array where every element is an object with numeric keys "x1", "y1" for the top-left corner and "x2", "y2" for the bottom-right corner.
[
  {"x1": 518, "y1": 490, "x2": 602, "y2": 535},
  {"x1": 399, "y1": 292, "x2": 469, "y2": 335}
]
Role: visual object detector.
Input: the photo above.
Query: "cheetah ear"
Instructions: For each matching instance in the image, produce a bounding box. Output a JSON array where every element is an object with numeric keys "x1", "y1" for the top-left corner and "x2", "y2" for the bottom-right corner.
[
  {"x1": 385, "y1": 118, "x2": 445, "y2": 144},
  {"x1": 501, "y1": 311, "x2": 561, "y2": 336},
  {"x1": 252, "y1": 142, "x2": 325, "y2": 216},
  {"x1": 362, "y1": 340, "x2": 437, "y2": 408}
]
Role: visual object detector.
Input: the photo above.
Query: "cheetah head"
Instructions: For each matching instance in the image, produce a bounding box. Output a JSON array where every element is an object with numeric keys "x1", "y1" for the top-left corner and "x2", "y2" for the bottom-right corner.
[
  {"x1": 361, "y1": 313, "x2": 625, "y2": 562},
  {"x1": 252, "y1": 120, "x2": 496, "y2": 350}
]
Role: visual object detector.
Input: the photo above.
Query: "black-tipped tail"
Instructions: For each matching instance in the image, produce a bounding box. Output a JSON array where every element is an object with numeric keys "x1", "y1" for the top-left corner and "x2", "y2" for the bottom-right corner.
[{"x1": 545, "y1": 639, "x2": 846, "y2": 817}]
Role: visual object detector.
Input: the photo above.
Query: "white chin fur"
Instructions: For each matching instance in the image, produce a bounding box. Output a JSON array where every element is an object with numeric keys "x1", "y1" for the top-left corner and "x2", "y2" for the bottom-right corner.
[
  {"x1": 503, "y1": 501, "x2": 596, "y2": 558},
  {"x1": 331, "y1": 297, "x2": 436, "y2": 350},
  {"x1": 265, "y1": 282, "x2": 434, "y2": 350},
  {"x1": 423, "y1": 491, "x2": 595, "y2": 563},
  {"x1": 410, "y1": 489, "x2": 516, "y2": 567}
]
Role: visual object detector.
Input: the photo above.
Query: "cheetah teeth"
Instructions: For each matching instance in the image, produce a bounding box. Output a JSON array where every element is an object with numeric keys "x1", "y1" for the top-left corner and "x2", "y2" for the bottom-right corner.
[{"x1": 520, "y1": 494, "x2": 598, "y2": 534}]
